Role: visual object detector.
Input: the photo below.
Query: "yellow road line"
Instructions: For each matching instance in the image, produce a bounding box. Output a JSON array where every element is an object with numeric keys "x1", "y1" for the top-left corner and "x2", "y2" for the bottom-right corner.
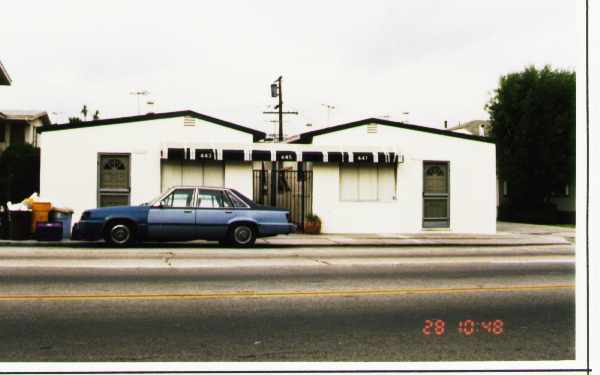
[{"x1": 0, "y1": 284, "x2": 575, "y2": 302}]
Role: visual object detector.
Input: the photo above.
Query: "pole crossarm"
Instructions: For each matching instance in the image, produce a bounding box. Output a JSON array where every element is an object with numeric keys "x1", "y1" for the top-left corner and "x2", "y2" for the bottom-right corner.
[{"x1": 262, "y1": 111, "x2": 299, "y2": 115}]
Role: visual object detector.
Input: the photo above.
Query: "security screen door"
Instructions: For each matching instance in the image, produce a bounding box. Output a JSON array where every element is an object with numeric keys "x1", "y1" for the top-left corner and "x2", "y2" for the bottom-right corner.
[
  {"x1": 423, "y1": 162, "x2": 449, "y2": 228},
  {"x1": 98, "y1": 154, "x2": 130, "y2": 207}
]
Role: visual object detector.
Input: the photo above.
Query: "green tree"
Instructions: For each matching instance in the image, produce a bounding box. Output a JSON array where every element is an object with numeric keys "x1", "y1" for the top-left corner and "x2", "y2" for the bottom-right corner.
[
  {"x1": 486, "y1": 65, "x2": 575, "y2": 210},
  {"x1": 0, "y1": 144, "x2": 40, "y2": 238},
  {"x1": 0, "y1": 144, "x2": 40, "y2": 203}
]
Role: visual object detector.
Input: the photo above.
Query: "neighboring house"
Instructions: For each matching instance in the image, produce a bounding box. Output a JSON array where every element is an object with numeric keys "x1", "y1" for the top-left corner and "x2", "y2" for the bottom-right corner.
[
  {"x1": 446, "y1": 120, "x2": 491, "y2": 137},
  {"x1": 39, "y1": 111, "x2": 497, "y2": 234},
  {"x1": 0, "y1": 110, "x2": 51, "y2": 153},
  {"x1": 1, "y1": 60, "x2": 51, "y2": 153}
]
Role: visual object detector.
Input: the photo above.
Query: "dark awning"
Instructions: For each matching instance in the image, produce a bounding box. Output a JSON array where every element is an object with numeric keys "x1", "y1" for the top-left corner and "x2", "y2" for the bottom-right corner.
[
  {"x1": 166, "y1": 148, "x2": 186, "y2": 160},
  {"x1": 162, "y1": 144, "x2": 403, "y2": 164}
]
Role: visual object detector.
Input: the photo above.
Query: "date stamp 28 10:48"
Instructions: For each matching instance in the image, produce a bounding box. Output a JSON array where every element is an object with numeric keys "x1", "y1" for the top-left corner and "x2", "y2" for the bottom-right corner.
[{"x1": 422, "y1": 319, "x2": 505, "y2": 336}]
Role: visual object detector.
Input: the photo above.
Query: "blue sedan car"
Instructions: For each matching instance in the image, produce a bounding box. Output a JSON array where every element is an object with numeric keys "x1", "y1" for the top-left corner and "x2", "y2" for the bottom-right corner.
[{"x1": 74, "y1": 186, "x2": 296, "y2": 247}]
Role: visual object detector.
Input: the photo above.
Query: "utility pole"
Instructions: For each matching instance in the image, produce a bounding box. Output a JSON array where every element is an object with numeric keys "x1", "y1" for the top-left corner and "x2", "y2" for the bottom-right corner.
[
  {"x1": 261, "y1": 75, "x2": 299, "y2": 207},
  {"x1": 276, "y1": 76, "x2": 282, "y2": 141},
  {"x1": 263, "y1": 76, "x2": 298, "y2": 142}
]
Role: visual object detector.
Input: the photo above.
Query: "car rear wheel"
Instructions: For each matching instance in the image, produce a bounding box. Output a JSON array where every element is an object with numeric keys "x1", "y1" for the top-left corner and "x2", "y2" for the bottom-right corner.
[
  {"x1": 105, "y1": 222, "x2": 134, "y2": 246},
  {"x1": 228, "y1": 223, "x2": 256, "y2": 247}
]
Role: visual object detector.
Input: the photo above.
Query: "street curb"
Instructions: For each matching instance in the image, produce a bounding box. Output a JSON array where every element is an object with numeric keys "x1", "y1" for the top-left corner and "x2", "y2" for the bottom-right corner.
[{"x1": 0, "y1": 241, "x2": 570, "y2": 248}]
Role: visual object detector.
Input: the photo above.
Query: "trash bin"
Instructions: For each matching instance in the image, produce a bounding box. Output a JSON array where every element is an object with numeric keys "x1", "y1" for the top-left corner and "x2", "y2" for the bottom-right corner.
[
  {"x1": 35, "y1": 221, "x2": 63, "y2": 241},
  {"x1": 31, "y1": 202, "x2": 52, "y2": 234},
  {"x1": 9, "y1": 211, "x2": 32, "y2": 240},
  {"x1": 49, "y1": 209, "x2": 73, "y2": 239}
]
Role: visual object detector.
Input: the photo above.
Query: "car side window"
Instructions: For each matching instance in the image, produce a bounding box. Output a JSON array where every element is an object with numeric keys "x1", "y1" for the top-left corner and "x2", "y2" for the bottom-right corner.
[
  {"x1": 160, "y1": 188, "x2": 195, "y2": 208},
  {"x1": 197, "y1": 189, "x2": 233, "y2": 209},
  {"x1": 227, "y1": 191, "x2": 249, "y2": 208}
]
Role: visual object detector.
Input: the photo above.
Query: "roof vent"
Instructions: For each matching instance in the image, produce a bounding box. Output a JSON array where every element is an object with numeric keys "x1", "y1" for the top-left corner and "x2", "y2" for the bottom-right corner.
[
  {"x1": 183, "y1": 116, "x2": 196, "y2": 126},
  {"x1": 367, "y1": 124, "x2": 378, "y2": 134}
]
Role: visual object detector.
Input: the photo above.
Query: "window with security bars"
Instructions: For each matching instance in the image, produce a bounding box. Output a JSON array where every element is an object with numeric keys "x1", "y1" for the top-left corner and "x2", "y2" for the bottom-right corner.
[{"x1": 423, "y1": 162, "x2": 449, "y2": 228}]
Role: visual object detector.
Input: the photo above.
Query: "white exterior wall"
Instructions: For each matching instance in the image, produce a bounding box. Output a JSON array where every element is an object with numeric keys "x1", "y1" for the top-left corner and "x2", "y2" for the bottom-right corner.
[
  {"x1": 225, "y1": 162, "x2": 253, "y2": 198},
  {"x1": 40, "y1": 117, "x2": 254, "y2": 223},
  {"x1": 310, "y1": 124, "x2": 496, "y2": 234}
]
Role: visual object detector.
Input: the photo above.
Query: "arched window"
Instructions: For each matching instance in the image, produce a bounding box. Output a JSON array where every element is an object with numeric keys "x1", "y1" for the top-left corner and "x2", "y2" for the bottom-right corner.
[
  {"x1": 103, "y1": 158, "x2": 126, "y2": 170},
  {"x1": 426, "y1": 165, "x2": 445, "y2": 177}
]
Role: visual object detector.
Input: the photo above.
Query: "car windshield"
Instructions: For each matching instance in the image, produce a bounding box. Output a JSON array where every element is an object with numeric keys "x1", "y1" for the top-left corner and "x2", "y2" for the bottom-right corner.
[{"x1": 145, "y1": 191, "x2": 170, "y2": 206}]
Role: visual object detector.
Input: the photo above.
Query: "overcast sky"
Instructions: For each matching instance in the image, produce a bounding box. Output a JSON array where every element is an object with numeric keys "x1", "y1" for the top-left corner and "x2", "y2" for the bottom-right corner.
[{"x1": 1, "y1": 0, "x2": 576, "y2": 136}]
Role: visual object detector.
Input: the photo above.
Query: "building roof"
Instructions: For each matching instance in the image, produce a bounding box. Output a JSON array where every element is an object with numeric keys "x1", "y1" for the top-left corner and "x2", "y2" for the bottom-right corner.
[
  {"x1": 0, "y1": 60, "x2": 11, "y2": 85},
  {"x1": 0, "y1": 110, "x2": 51, "y2": 125},
  {"x1": 289, "y1": 118, "x2": 494, "y2": 144},
  {"x1": 37, "y1": 110, "x2": 267, "y2": 141}
]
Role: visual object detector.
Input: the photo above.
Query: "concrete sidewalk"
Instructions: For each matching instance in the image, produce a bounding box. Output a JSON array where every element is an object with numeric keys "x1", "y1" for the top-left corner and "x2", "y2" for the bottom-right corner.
[
  {"x1": 0, "y1": 222, "x2": 574, "y2": 248},
  {"x1": 0, "y1": 232, "x2": 572, "y2": 248},
  {"x1": 0, "y1": 244, "x2": 575, "y2": 270}
]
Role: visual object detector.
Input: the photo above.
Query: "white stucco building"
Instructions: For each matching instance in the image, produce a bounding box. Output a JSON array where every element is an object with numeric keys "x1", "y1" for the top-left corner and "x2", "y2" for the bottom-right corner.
[
  {"x1": 38, "y1": 111, "x2": 496, "y2": 234},
  {"x1": 290, "y1": 119, "x2": 496, "y2": 234}
]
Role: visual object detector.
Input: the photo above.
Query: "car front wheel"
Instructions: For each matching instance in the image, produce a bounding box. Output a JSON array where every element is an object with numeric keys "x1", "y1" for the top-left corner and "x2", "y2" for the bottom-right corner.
[
  {"x1": 228, "y1": 223, "x2": 256, "y2": 247},
  {"x1": 105, "y1": 222, "x2": 134, "y2": 246}
]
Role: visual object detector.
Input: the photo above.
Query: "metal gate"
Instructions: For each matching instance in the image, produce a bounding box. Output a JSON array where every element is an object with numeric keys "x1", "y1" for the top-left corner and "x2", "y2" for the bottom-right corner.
[{"x1": 253, "y1": 169, "x2": 313, "y2": 230}]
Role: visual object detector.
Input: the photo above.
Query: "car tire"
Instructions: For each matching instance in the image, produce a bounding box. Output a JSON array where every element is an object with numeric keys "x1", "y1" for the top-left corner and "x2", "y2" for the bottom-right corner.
[
  {"x1": 227, "y1": 223, "x2": 256, "y2": 248},
  {"x1": 104, "y1": 222, "x2": 135, "y2": 246}
]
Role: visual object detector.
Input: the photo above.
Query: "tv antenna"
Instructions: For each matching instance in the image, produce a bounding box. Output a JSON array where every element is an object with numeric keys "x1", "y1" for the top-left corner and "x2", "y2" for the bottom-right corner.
[{"x1": 129, "y1": 90, "x2": 149, "y2": 115}]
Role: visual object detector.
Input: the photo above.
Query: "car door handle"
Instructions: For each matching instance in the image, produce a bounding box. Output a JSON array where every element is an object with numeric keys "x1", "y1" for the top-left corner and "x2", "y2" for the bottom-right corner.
[
  {"x1": 184, "y1": 210, "x2": 193, "y2": 213},
  {"x1": 224, "y1": 211, "x2": 233, "y2": 214}
]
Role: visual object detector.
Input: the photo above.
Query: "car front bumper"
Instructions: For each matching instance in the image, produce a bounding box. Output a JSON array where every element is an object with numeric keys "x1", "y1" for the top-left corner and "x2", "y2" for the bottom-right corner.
[{"x1": 72, "y1": 220, "x2": 104, "y2": 241}]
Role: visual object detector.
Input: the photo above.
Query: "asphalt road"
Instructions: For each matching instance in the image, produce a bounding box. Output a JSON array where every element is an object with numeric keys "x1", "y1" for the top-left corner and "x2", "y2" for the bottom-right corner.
[{"x1": 0, "y1": 245, "x2": 575, "y2": 361}]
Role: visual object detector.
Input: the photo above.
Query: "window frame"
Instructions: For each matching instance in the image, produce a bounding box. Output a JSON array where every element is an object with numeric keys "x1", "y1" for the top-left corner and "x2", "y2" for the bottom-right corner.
[
  {"x1": 195, "y1": 188, "x2": 234, "y2": 210},
  {"x1": 339, "y1": 164, "x2": 396, "y2": 202}
]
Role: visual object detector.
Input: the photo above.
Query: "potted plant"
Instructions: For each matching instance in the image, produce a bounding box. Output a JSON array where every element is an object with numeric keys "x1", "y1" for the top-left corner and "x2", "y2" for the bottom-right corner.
[{"x1": 303, "y1": 214, "x2": 321, "y2": 234}]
